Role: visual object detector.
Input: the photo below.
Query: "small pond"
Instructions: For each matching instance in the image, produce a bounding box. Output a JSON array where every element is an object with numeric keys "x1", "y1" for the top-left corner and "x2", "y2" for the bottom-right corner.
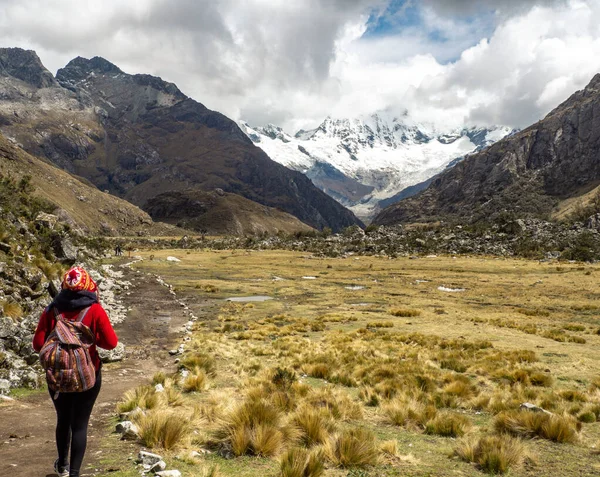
[{"x1": 225, "y1": 296, "x2": 274, "y2": 302}]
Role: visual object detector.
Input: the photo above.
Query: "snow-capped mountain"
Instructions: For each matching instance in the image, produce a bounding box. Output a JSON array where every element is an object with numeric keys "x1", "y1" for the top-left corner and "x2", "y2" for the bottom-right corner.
[{"x1": 240, "y1": 113, "x2": 513, "y2": 219}]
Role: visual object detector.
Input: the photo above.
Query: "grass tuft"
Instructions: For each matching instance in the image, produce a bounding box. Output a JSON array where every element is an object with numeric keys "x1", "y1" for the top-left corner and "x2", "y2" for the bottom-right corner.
[
  {"x1": 182, "y1": 369, "x2": 208, "y2": 393},
  {"x1": 494, "y1": 410, "x2": 581, "y2": 443},
  {"x1": 424, "y1": 412, "x2": 471, "y2": 437},
  {"x1": 455, "y1": 435, "x2": 528, "y2": 474},
  {"x1": 389, "y1": 308, "x2": 421, "y2": 317},
  {"x1": 325, "y1": 427, "x2": 379, "y2": 468},
  {"x1": 136, "y1": 410, "x2": 190, "y2": 450},
  {"x1": 280, "y1": 447, "x2": 325, "y2": 477}
]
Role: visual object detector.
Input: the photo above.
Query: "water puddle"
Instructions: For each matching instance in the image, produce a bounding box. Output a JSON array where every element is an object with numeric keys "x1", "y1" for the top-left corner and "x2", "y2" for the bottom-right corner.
[
  {"x1": 225, "y1": 296, "x2": 273, "y2": 302},
  {"x1": 438, "y1": 286, "x2": 466, "y2": 293}
]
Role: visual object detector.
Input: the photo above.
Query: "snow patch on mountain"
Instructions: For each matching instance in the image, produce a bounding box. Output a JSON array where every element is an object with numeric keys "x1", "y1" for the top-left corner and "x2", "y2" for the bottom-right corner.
[{"x1": 240, "y1": 114, "x2": 513, "y2": 218}]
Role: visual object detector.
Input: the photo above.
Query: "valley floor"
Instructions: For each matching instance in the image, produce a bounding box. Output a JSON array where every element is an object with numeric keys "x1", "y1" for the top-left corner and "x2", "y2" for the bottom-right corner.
[
  {"x1": 108, "y1": 251, "x2": 600, "y2": 477},
  {"x1": 4, "y1": 251, "x2": 600, "y2": 476}
]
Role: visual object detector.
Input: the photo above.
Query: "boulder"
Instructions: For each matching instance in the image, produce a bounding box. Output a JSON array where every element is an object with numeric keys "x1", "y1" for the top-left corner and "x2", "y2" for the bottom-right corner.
[
  {"x1": 116, "y1": 420, "x2": 140, "y2": 440},
  {"x1": 137, "y1": 450, "x2": 163, "y2": 468},
  {"x1": 35, "y1": 212, "x2": 59, "y2": 230},
  {"x1": 53, "y1": 237, "x2": 79, "y2": 262},
  {"x1": 98, "y1": 342, "x2": 125, "y2": 363}
]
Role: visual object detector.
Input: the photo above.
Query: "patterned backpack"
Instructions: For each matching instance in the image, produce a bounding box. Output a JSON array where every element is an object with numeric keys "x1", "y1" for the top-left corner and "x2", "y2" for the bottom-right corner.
[{"x1": 39, "y1": 306, "x2": 96, "y2": 399}]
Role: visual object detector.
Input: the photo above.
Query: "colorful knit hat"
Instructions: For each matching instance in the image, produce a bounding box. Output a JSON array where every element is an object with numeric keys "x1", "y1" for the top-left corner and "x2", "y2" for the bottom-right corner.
[{"x1": 61, "y1": 266, "x2": 98, "y2": 293}]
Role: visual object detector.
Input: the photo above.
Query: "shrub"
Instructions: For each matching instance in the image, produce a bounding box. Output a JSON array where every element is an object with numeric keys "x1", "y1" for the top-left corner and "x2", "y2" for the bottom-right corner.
[
  {"x1": 137, "y1": 410, "x2": 190, "y2": 450},
  {"x1": 305, "y1": 363, "x2": 331, "y2": 379},
  {"x1": 280, "y1": 447, "x2": 325, "y2": 477},
  {"x1": 117, "y1": 385, "x2": 161, "y2": 413},
  {"x1": 384, "y1": 399, "x2": 436, "y2": 429},
  {"x1": 218, "y1": 398, "x2": 290, "y2": 457},
  {"x1": 366, "y1": 321, "x2": 394, "y2": 328},
  {"x1": 455, "y1": 435, "x2": 527, "y2": 474},
  {"x1": 358, "y1": 386, "x2": 380, "y2": 407},
  {"x1": 272, "y1": 368, "x2": 297, "y2": 390},
  {"x1": 577, "y1": 411, "x2": 596, "y2": 423},
  {"x1": 2, "y1": 300, "x2": 23, "y2": 319},
  {"x1": 291, "y1": 407, "x2": 336, "y2": 446},
  {"x1": 529, "y1": 372, "x2": 553, "y2": 387},
  {"x1": 152, "y1": 372, "x2": 167, "y2": 385},
  {"x1": 182, "y1": 369, "x2": 207, "y2": 393},
  {"x1": 494, "y1": 410, "x2": 581, "y2": 443},
  {"x1": 251, "y1": 423, "x2": 285, "y2": 456},
  {"x1": 304, "y1": 388, "x2": 363, "y2": 420},
  {"x1": 325, "y1": 428, "x2": 379, "y2": 467},
  {"x1": 180, "y1": 353, "x2": 216, "y2": 375},
  {"x1": 424, "y1": 412, "x2": 471, "y2": 437},
  {"x1": 389, "y1": 308, "x2": 421, "y2": 317},
  {"x1": 379, "y1": 440, "x2": 399, "y2": 457}
]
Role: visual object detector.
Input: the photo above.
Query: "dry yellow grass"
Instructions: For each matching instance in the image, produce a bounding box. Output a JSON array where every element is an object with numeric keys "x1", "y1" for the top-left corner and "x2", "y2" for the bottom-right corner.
[{"x1": 113, "y1": 250, "x2": 600, "y2": 476}]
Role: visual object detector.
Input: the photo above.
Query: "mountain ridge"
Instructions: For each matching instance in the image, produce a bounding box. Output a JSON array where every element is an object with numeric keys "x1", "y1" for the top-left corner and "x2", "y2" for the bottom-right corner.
[
  {"x1": 372, "y1": 73, "x2": 600, "y2": 226},
  {"x1": 240, "y1": 115, "x2": 513, "y2": 219},
  {"x1": 0, "y1": 47, "x2": 362, "y2": 232}
]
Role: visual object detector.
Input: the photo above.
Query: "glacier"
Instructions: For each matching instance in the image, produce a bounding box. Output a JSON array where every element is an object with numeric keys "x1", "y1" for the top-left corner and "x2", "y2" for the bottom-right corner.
[{"x1": 240, "y1": 113, "x2": 513, "y2": 220}]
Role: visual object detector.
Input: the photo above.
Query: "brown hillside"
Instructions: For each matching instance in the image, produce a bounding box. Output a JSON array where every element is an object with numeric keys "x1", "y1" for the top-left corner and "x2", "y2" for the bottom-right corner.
[
  {"x1": 0, "y1": 132, "x2": 181, "y2": 236},
  {"x1": 145, "y1": 189, "x2": 314, "y2": 235}
]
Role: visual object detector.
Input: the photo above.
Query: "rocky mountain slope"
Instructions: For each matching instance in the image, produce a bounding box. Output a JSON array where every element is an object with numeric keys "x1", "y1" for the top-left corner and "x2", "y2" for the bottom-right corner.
[
  {"x1": 0, "y1": 48, "x2": 361, "y2": 232},
  {"x1": 374, "y1": 74, "x2": 600, "y2": 226},
  {"x1": 0, "y1": 132, "x2": 179, "y2": 237},
  {"x1": 240, "y1": 116, "x2": 512, "y2": 218},
  {"x1": 145, "y1": 189, "x2": 313, "y2": 235}
]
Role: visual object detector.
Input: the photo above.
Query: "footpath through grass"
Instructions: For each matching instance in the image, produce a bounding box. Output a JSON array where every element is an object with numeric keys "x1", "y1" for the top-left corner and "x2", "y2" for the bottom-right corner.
[{"x1": 107, "y1": 250, "x2": 600, "y2": 477}]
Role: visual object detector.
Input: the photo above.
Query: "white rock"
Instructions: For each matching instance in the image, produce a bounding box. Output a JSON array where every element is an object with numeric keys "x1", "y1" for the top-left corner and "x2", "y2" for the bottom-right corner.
[
  {"x1": 116, "y1": 421, "x2": 139, "y2": 440},
  {"x1": 138, "y1": 450, "x2": 163, "y2": 467},
  {"x1": 155, "y1": 384, "x2": 165, "y2": 393},
  {"x1": 150, "y1": 460, "x2": 167, "y2": 472},
  {"x1": 166, "y1": 256, "x2": 181, "y2": 262},
  {"x1": 155, "y1": 471, "x2": 181, "y2": 477}
]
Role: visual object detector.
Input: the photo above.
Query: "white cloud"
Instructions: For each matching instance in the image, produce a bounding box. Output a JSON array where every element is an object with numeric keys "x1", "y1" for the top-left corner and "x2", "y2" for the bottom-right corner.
[{"x1": 0, "y1": 0, "x2": 598, "y2": 133}]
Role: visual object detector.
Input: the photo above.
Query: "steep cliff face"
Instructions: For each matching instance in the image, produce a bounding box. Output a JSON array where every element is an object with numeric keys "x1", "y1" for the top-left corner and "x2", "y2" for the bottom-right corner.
[
  {"x1": 373, "y1": 74, "x2": 600, "y2": 225},
  {"x1": 0, "y1": 48, "x2": 362, "y2": 232}
]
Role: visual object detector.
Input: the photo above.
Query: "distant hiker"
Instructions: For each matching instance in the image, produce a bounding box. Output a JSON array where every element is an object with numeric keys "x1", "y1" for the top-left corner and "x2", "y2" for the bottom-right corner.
[
  {"x1": 114, "y1": 244, "x2": 122, "y2": 256},
  {"x1": 33, "y1": 266, "x2": 118, "y2": 477}
]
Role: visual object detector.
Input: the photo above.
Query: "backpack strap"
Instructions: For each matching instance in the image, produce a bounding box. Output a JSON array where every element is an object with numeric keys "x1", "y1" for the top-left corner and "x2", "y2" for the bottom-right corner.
[
  {"x1": 76, "y1": 306, "x2": 92, "y2": 323},
  {"x1": 51, "y1": 306, "x2": 64, "y2": 323}
]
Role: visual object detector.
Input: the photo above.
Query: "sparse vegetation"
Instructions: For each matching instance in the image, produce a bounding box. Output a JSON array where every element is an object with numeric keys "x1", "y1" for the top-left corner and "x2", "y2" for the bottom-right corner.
[
  {"x1": 111, "y1": 250, "x2": 600, "y2": 476},
  {"x1": 324, "y1": 428, "x2": 379, "y2": 468},
  {"x1": 389, "y1": 308, "x2": 421, "y2": 317},
  {"x1": 136, "y1": 410, "x2": 190, "y2": 450},
  {"x1": 494, "y1": 410, "x2": 581, "y2": 443},
  {"x1": 455, "y1": 435, "x2": 528, "y2": 474}
]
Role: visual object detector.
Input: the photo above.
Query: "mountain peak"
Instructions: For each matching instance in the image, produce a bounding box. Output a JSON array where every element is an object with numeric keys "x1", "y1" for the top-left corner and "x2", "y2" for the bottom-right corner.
[
  {"x1": 0, "y1": 47, "x2": 57, "y2": 88},
  {"x1": 56, "y1": 56, "x2": 122, "y2": 84}
]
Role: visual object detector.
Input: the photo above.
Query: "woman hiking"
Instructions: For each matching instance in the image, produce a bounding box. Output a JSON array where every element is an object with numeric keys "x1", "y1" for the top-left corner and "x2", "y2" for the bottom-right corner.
[{"x1": 33, "y1": 266, "x2": 118, "y2": 477}]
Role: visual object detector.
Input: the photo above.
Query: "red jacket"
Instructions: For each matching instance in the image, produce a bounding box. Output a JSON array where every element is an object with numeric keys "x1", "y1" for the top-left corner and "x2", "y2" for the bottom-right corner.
[{"x1": 33, "y1": 303, "x2": 119, "y2": 371}]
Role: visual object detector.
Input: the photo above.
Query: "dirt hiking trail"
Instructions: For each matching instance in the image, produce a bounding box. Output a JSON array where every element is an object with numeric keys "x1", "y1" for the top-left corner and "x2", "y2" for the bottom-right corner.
[{"x1": 0, "y1": 262, "x2": 210, "y2": 477}]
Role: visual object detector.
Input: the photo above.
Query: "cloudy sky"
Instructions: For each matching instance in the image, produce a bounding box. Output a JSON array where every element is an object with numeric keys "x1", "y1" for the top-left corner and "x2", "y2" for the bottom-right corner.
[{"x1": 1, "y1": 0, "x2": 599, "y2": 133}]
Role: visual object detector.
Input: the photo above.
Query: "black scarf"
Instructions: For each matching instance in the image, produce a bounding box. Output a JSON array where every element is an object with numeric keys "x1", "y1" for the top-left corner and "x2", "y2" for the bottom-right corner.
[{"x1": 50, "y1": 289, "x2": 98, "y2": 312}]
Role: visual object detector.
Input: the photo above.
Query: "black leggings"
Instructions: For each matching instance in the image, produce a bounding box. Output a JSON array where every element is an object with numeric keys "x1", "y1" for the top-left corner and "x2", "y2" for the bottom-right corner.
[{"x1": 50, "y1": 369, "x2": 102, "y2": 477}]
